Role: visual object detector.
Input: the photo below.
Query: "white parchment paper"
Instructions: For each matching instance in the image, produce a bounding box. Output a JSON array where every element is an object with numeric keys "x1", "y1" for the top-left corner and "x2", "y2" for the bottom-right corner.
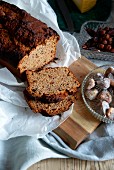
[{"x1": 0, "y1": 0, "x2": 81, "y2": 140}]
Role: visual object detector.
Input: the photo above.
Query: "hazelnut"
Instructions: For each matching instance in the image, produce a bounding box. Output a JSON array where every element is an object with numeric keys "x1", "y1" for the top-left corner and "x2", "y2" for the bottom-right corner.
[
  {"x1": 85, "y1": 89, "x2": 99, "y2": 100},
  {"x1": 97, "y1": 90, "x2": 112, "y2": 103},
  {"x1": 102, "y1": 101, "x2": 110, "y2": 115},
  {"x1": 86, "y1": 28, "x2": 96, "y2": 37},
  {"x1": 96, "y1": 78, "x2": 110, "y2": 90},
  {"x1": 105, "y1": 45, "x2": 112, "y2": 51},
  {"x1": 108, "y1": 37, "x2": 113, "y2": 45},
  {"x1": 102, "y1": 40, "x2": 108, "y2": 45},
  {"x1": 98, "y1": 44, "x2": 104, "y2": 50},
  {"x1": 93, "y1": 73, "x2": 104, "y2": 81},
  {"x1": 83, "y1": 27, "x2": 114, "y2": 52},
  {"x1": 86, "y1": 78, "x2": 95, "y2": 90},
  {"x1": 100, "y1": 30, "x2": 106, "y2": 35},
  {"x1": 96, "y1": 101, "x2": 109, "y2": 116},
  {"x1": 105, "y1": 34, "x2": 110, "y2": 40}
]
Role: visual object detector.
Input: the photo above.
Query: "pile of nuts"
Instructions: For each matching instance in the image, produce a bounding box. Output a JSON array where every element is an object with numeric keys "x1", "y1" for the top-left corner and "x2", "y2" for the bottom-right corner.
[
  {"x1": 85, "y1": 67, "x2": 114, "y2": 120},
  {"x1": 82, "y1": 27, "x2": 114, "y2": 53}
]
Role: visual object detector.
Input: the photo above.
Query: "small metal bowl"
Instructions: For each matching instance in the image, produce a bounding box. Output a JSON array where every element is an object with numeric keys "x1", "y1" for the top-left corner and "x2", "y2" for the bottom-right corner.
[
  {"x1": 81, "y1": 65, "x2": 114, "y2": 123},
  {"x1": 79, "y1": 20, "x2": 114, "y2": 61}
]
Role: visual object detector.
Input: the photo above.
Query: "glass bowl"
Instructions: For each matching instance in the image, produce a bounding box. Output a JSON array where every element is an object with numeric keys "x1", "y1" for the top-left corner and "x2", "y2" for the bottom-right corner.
[
  {"x1": 78, "y1": 20, "x2": 114, "y2": 61},
  {"x1": 81, "y1": 65, "x2": 114, "y2": 123}
]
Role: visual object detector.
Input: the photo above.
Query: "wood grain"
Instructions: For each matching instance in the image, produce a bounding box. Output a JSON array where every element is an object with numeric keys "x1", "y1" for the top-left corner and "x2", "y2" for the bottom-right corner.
[
  {"x1": 54, "y1": 56, "x2": 101, "y2": 149},
  {"x1": 28, "y1": 158, "x2": 114, "y2": 170}
]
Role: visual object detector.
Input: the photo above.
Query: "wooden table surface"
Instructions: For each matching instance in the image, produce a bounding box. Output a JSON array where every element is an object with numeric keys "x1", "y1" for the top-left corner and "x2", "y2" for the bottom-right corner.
[{"x1": 28, "y1": 158, "x2": 114, "y2": 170}]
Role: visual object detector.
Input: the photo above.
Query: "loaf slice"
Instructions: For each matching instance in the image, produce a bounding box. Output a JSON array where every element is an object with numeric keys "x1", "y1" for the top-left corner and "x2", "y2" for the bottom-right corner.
[
  {"x1": 0, "y1": 1, "x2": 60, "y2": 75},
  {"x1": 26, "y1": 67, "x2": 80, "y2": 102},
  {"x1": 24, "y1": 90, "x2": 74, "y2": 116}
]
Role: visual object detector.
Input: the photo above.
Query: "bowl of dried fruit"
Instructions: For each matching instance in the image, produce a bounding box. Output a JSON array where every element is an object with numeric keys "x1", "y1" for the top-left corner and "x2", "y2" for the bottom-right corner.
[
  {"x1": 81, "y1": 65, "x2": 114, "y2": 123},
  {"x1": 79, "y1": 21, "x2": 114, "y2": 61}
]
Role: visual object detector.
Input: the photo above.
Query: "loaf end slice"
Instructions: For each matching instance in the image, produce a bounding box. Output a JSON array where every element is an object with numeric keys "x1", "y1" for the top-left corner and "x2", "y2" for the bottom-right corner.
[
  {"x1": 24, "y1": 90, "x2": 74, "y2": 116},
  {"x1": 26, "y1": 67, "x2": 80, "y2": 101}
]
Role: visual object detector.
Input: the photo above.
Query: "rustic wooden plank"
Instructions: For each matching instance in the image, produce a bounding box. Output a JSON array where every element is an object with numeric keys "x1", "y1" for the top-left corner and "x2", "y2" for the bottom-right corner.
[
  {"x1": 54, "y1": 118, "x2": 89, "y2": 149},
  {"x1": 28, "y1": 158, "x2": 114, "y2": 170},
  {"x1": 71, "y1": 106, "x2": 100, "y2": 133}
]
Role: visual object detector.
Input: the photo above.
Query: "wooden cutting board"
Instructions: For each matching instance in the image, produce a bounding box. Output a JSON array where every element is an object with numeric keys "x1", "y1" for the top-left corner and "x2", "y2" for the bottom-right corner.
[{"x1": 54, "y1": 56, "x2": 101, "y2": 149}]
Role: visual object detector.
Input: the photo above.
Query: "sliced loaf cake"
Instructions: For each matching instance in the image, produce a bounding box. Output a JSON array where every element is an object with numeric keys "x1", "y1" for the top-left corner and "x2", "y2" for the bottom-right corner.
[
  {"x1": 26, "y1": 67, "x2": 80, "y2": 102},
  {"x1": 0, "y1": 1, "x2": 60, "y2": 75}
]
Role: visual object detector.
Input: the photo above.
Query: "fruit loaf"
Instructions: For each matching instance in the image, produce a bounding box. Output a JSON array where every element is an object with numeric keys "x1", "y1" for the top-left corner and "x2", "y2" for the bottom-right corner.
[
  {"x1": 26, "y1": 67, "x2": 80, "y2": 103},
  {"x1": 0, "y1": 1, "x2": 60, "y2": 77},
  {"x1": 24, "y1": 90, "x2": 74, "y2": 116}
]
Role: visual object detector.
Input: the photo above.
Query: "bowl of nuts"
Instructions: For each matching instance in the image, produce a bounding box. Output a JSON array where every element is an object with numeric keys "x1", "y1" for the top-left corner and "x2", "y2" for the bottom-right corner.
[
  {"x1": 79, "y1": 21, "x2": 114, "y2": 61},
  {"x1": 81, "y1": 65, "x2": 114, "y2": 123}
]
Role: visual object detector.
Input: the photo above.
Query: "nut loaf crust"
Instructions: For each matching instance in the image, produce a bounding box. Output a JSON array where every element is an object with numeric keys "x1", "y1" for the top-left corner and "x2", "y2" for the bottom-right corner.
[
  {"x1": 24, "y1": 90, "x2": 74, "y2": 116},
  {"x1": 0, "y1": 1, "x2": 60, "y2": 74},
  {"x1": 26, "y1": 67, "x2": 80, "y2": 102}
]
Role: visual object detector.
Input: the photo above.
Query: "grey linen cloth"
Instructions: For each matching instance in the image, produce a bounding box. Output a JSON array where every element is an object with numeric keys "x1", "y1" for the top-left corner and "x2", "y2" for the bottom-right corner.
[{"x1": 1, "y1": 121, "x2": 114, "y2": 170}]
